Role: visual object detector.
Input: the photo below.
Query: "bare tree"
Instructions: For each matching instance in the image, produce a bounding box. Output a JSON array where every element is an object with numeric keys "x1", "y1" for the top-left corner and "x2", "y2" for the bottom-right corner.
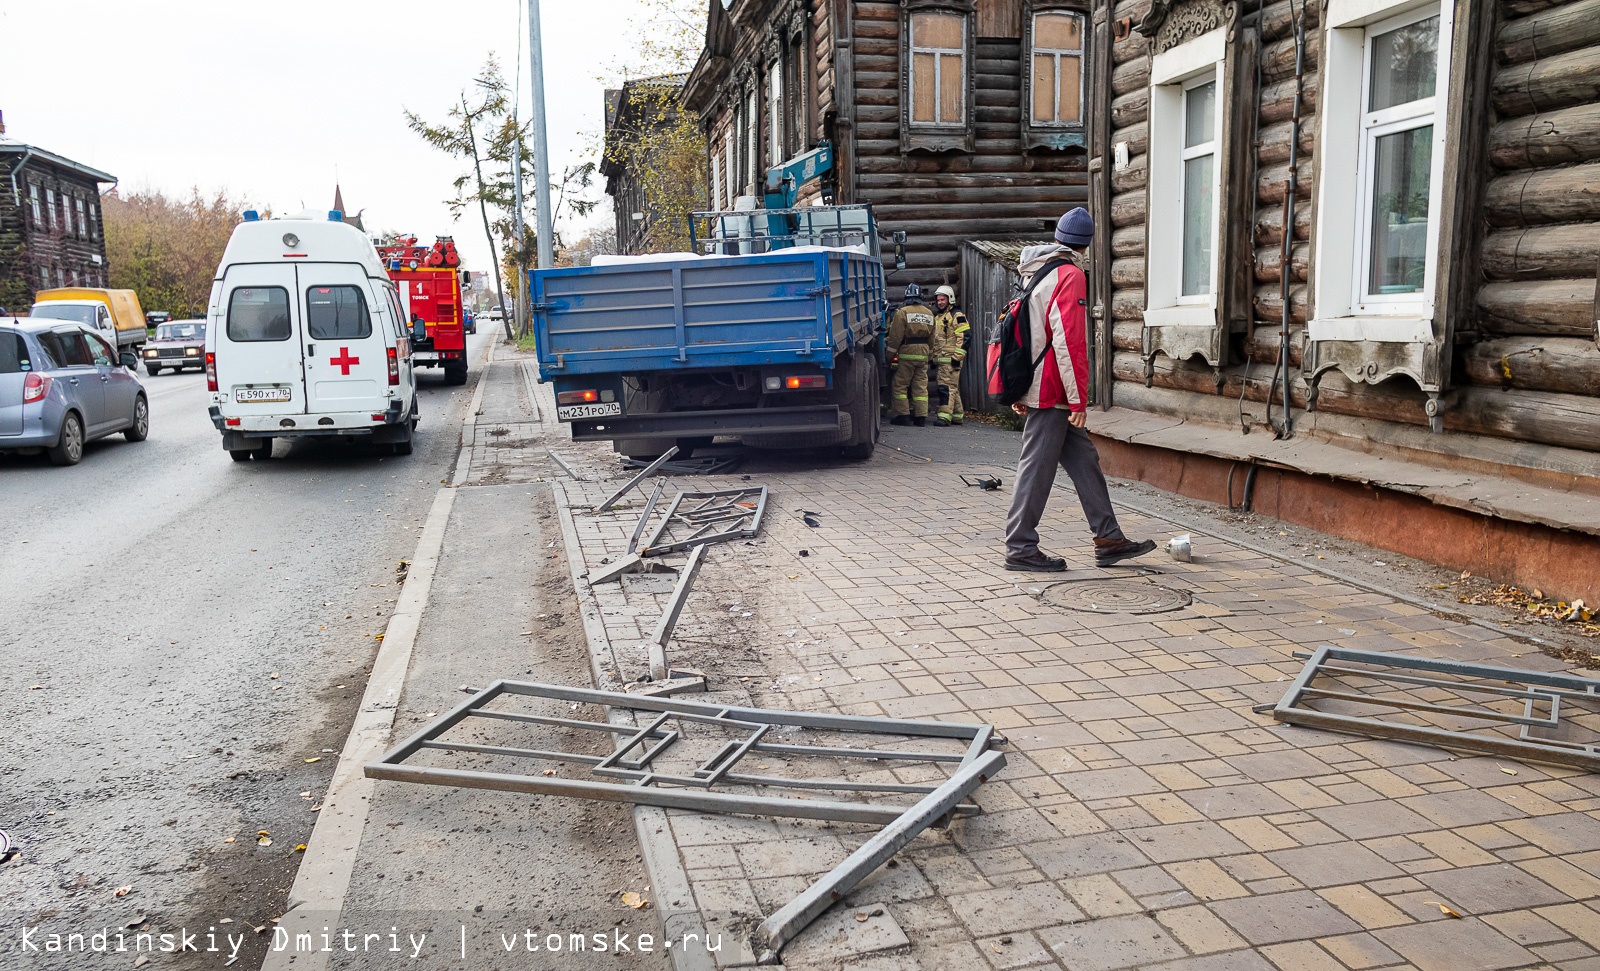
[{"x1": 102, "y1": 188, "x2": 253, "y2": 317}]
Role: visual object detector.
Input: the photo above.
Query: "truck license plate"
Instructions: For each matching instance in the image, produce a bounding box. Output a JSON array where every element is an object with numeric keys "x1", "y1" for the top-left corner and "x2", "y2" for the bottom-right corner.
[
  {"x1": 234, "y1": 387, "x2": 293, "y2": 403},
  {"x1": 557, "y1": 401, "x2": 622, "y2": 420}
]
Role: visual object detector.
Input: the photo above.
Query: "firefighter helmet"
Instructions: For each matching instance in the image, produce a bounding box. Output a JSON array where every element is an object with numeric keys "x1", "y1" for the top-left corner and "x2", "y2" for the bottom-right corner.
[
  {"x1": 904, "y1": 283, "x2": 922, "y2": 300},
  {"x1": 935, "y1": 285, "x2": 956, "y2": 302}
]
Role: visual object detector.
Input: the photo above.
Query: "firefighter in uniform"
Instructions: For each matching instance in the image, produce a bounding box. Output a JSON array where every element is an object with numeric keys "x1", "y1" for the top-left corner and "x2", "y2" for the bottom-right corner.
[
  {"x1": 930, "y1": 284, "x2": 969, "y2": 426},
  {"x1": 886, "y1": 284, "x2": 937, "y2": 426}
]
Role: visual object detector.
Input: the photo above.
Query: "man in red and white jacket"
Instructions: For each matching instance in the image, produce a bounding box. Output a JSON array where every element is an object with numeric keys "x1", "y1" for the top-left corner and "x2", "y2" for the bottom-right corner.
[{"x1": 1004, "y1": 208, "x2": 1155, "y2": 572}]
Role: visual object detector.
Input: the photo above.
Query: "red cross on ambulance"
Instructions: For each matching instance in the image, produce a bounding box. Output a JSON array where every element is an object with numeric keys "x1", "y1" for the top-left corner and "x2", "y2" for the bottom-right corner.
[{"x1": 329, "y1": 347, "x2": 360, "y2": 375}]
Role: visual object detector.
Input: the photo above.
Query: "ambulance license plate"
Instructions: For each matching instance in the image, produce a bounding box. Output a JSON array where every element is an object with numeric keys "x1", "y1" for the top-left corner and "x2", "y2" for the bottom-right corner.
[
  {"x1": 557, "y1": 401, "x2": 622, "y2": 421},
  {"x1": 235, "y1": 387, "x2": 293, "y2": 403}
]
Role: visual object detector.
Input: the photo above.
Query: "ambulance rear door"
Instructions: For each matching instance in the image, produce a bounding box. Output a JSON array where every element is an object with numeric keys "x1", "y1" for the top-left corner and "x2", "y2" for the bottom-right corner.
[{"x1": 300, "y1": 264, "x2": 391, "y2": 416}]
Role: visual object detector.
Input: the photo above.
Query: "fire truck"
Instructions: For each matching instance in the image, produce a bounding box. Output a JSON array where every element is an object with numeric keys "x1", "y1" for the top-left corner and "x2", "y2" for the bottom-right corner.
[{"x1": 376, "y1": 235, "x2": 471, "y2": 385}]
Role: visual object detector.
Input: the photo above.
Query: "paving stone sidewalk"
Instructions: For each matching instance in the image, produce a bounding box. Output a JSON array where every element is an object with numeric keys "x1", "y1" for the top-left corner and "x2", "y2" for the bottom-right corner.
[{"x1": 547, "y1": 403, "x2": 1600, "y2": 971}]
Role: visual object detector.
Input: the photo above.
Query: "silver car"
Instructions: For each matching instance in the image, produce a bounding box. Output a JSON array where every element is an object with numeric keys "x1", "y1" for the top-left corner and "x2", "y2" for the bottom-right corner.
[{"x1": 0, "y1": 319, "x2": 150, "y2": 465}]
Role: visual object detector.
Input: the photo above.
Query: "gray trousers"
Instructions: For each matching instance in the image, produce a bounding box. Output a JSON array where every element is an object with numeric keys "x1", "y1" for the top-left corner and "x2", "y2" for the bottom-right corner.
[{"x1": 1005, "y1": 406, "x2": 1124, "y2": 558}]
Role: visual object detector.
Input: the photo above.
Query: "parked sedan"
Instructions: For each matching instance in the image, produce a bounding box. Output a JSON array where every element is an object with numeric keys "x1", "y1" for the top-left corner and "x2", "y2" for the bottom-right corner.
[
  {"x1": 0, "y1": 319, "x2": 150, "y2": 466},
  {"x1": 143, "y1": 319, "x2": 207, "y2": 375}
]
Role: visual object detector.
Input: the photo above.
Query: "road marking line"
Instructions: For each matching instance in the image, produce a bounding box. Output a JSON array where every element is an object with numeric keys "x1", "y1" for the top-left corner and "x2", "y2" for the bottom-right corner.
[{"x1": 264, "y1": 484, "x2": 455, "y2": 971}]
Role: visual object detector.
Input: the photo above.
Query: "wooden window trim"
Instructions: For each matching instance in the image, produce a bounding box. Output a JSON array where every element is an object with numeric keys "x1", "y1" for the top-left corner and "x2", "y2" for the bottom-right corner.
[
  {"x1": 901, "y1": 0, "x2": 976, "y2": 154},
  {"x1": 1022, "y1": 1, "x2": 1090, "y2": 151}
]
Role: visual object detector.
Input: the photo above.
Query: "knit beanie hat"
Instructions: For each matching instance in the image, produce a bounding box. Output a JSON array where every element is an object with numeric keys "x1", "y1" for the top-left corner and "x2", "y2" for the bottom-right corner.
[{"x1": 1054, "y1": 207, "x2": 1094, "y2": 247}]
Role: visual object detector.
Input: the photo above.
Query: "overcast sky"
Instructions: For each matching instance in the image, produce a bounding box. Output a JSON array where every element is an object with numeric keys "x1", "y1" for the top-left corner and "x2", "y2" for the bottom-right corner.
[{"x1": 0, "y1": 0, "x2": 676, "y2": 273}]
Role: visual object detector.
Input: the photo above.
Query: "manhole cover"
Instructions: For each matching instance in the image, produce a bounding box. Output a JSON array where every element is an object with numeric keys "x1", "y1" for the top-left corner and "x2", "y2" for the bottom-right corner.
[{"x1": 1040, "y1": 579, "x2": 1192, "y2": 615}]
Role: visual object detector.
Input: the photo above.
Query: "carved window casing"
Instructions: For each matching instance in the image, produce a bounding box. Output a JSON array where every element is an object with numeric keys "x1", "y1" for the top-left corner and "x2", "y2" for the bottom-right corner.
[
  {"x1": 1135, "y1": 0, "x2": 1255, "y2": 378},
  {"x1": 1306, "y1": 0, "x2": 1460, "y2": 415},
  {"x1": 901, "y1": 0, "x2": 977, "y2": 153},
  {"x1": 1022, "y1": 2, "x2": 1090, "y2": 150}
]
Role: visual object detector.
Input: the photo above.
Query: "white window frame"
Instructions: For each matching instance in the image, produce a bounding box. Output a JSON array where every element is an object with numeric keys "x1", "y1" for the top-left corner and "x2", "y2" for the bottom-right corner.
[
  {"x1": 745, "y1": 87, "x2": 759, "y2": 195},
  {"x1": 724, "y1": 128, "x2": 737, "y2": 205},
  {"x1": 45, "y1": 188, "x2": 56, "y2": 230},
  {"x1": 1311, "y1": 0, "x2": 1451, "y2": 343},
  {"x1": 29, "y1": 184, "x2": 40, "y2": 224},
  {"x1": 1177, "y1": 76, "x2": 1219, "y2": 304},
  {"x1": 1030, "y1": 10, "x2": 1086, "y2": 127},
  {"x1": 768, "y1": 59, "x2": 784, "y2": 168},
  {"x1": 712, "y1": 149, "x2": 724, "y2": 210},
  {"x1": 76, "y1": 196, "x2": 87, "y2": 238},
  {"x1": 1143, "y1": 27, "x2": 1225, "y2": 329},
  {"x1": 909, "y1": 11, "x2": 966, "y2": 127}
]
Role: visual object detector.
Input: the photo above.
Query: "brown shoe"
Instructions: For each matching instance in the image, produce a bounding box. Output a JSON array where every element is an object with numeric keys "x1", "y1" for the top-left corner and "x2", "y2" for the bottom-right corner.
[{"x1": 1095, "y1": 537, "x2": 1156, "y2": 567}]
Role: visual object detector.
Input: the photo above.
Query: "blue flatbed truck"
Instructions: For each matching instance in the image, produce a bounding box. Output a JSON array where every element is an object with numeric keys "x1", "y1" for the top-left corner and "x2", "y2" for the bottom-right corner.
[{"x1": 528, "y1": 202, "x2": 888, "y2": 460}]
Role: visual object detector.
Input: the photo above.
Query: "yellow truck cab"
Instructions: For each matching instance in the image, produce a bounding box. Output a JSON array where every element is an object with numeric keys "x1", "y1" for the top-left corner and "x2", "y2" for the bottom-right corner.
[{"x1": 31, "y1": 288, "x2": 147, "y2": 353}]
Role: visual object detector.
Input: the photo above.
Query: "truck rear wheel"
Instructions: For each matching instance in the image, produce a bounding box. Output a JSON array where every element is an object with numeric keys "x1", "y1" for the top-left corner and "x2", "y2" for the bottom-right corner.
[
  {"x1": 838, "y1": 351, "x2": 879, "y2": 461},
  {"x1": 445, "y1": 362, "x2": 468, "y2": 385}
]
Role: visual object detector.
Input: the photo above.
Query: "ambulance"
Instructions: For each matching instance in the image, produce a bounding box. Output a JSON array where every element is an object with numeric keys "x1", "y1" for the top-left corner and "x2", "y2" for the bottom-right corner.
[{"x1": 205, "y1": 210, "x2": 419, "y2": 461}]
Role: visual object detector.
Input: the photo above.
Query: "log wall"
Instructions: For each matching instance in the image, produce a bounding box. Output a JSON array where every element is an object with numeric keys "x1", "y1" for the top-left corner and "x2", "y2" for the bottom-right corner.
[
  {"x1": 849, "y1": 0, "x2": 1089, "y2": 289},
  {"x1": 1097, "y1": 0, "x2": 1600, "y2": 460},
  {"x1": 1458, "y1": 0, "x2": 1600, "y2": 445}
]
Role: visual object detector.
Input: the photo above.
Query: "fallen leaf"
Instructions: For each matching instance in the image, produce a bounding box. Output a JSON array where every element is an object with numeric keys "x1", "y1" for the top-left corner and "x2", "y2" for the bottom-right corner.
[
  {"x1": 373, "y1": 634, "x2": 384, "y2": 641},
  {"x1": 1425, "y1": 900, "x2": 1464, "y2": 919},
  {"x1": 519, "y1": 631, "x2": 535, "y2": 636},
  {"x1": 257, "y1": 830, "x2": 270, "y2": 836},
  {"x1": 294, "y1": 844, "x2": 307, "y2": 852},
  {"x1": 540, "y1": 769, "x2": 558, "y2": 776},
  {"x1": 310, "y1": 804, "x2": 323, "y2": 811},
  {"x1": 126, "y1": 916, "x2": 146, "y2": 929},
  {"x1": 28, "y1": 685, "x2": 43, "y2": 690},
  {"x1": 855, "y1": 912, "x2": 869, "y2": 923},
  {"x1": 114, "y1": 886, "x2": 133, "y2": 897},
  {"x1": 304, "y1": 757, "x2": 321, "y2": 763},
  {"x1": 1532, "y1": 588, "x2": 1545, "y2": 600},
  {"x1": 135, "y1": 957, "x2": 150, "y2": 968},
  {"x1": 258, "y1": 837, "x2": 273, "y2": 847},
  {"x1": 621, "y1": 891, "x2": 648, "y2": 909},
  {"x1": 224, "y1": 837, "x2": 236, "y2": 844},
  {"x1": 1497, "y1": 765, "x2": 1517, "y2": 776}
]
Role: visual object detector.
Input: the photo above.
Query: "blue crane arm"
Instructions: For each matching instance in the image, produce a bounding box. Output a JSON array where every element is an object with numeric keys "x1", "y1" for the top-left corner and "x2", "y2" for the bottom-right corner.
[{"x1": 763, "y1": 142, "x2": 834, "y2": 211}]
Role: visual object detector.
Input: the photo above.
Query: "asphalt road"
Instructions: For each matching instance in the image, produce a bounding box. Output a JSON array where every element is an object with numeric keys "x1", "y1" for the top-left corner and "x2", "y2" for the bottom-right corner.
[{"x1": 0, "y1": 334, "x2": 490, "y2": 965}]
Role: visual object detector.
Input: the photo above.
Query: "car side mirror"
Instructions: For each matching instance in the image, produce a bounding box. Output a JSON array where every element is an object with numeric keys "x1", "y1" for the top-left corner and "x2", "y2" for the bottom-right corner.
[{"x1": 120, "y1": 351, "x2": 138, "y2": 369}]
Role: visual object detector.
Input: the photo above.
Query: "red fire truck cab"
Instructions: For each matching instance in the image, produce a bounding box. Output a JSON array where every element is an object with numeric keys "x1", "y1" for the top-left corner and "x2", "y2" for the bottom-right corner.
[{"x1": 377, "y1": 236, "x2": 471, "y2": 385}]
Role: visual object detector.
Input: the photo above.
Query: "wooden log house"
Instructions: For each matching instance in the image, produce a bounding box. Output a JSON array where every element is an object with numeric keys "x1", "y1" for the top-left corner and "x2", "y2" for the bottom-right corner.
[
  {"x1": 1085, "y1": 0, "x2": 1600, "y2": 599},
  {"x1": 680, "y1": 0, "x2": 1096, "y2": 290}
]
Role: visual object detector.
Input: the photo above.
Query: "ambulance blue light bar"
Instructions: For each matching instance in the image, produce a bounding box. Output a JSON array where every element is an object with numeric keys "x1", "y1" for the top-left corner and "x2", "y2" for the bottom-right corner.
[
  {"x1": 329, "y1": 210, "x2": 343, "y2": 222},
  {"x1": 243, "y1": 210, "x2": 260, "y2": 221}
]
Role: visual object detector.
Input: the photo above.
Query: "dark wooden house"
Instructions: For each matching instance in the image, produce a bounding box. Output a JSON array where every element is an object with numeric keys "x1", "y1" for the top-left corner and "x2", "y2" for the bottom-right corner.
[
  {"x1": 0, "y1": 133, "x2": 116, "y2": 311},
  {"x1": 680, "y1": 0, "x2": 1096, "y2": 290},
  {"x1": 603, "y1": 74, "x2": 692, "y2": 254},
  {"x1": 1082, "y1": 0, "x2": 1600, "y2": 599}
]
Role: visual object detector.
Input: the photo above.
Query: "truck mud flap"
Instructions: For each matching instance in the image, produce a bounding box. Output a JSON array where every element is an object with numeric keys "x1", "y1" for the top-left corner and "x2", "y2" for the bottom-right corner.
[{"x1": 570, "y1": 405, "x2": 841, "y2": 441}]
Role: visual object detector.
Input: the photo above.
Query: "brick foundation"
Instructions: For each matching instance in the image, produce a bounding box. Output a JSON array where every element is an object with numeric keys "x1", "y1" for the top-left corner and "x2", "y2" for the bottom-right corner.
[{"x1": 1093, "y1": 433, "x2": 1600, "y2": 605}]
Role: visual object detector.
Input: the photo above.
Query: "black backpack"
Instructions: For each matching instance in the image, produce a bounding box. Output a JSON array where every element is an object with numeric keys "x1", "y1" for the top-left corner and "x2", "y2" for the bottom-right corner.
[{"x1": 986, "y1": 259, "x2": 1071, "y2": 406}]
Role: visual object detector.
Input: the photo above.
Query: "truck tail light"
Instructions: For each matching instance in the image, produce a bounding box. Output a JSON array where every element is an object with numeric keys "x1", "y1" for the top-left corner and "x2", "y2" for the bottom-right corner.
[
  {"x1": 556, "y1": 390, "x2": 599, "y2": 405},
  {"x1": 205, "y1": 352, "x2": 218, "y2": 391},
  {"x1": 387, "y1": 347, "x2": 399, "y2": 386},
  {"x1": 22, "y1": 372, "x2": 50, "y2": 403},
  {"x1": 785, "y1": 375, "x2": 827, "y2": 390}
]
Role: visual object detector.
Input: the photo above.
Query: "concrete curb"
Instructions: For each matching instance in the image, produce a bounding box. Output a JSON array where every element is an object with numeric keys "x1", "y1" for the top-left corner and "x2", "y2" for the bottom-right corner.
[{"x1": 550, "y1": 480, "x2": 735, "y2": 971}]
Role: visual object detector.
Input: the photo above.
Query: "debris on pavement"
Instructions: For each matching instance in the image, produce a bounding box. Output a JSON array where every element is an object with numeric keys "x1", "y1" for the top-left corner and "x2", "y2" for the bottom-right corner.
[
  {"x1": 1271, "y1": 645, "x2": 1600, "y2": 771},
  {"x1": 1168, "y1": 533, "x2": 1192, "y2": 562},
  {"x1": 366, "y1": 681, "x2": 1006, "y2": 961},
  {"x1": 593, "y1": 447, "x2": 680, "y2": 513},
  {"x1": 959, "y1": 474, "x2": 1001, "y2": 491}
]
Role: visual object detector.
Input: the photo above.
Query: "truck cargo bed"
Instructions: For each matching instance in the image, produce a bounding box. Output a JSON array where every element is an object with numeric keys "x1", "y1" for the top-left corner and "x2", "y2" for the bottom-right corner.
[{"x1": 532, "y1": 249, "x2": 883, "y2": 376}]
